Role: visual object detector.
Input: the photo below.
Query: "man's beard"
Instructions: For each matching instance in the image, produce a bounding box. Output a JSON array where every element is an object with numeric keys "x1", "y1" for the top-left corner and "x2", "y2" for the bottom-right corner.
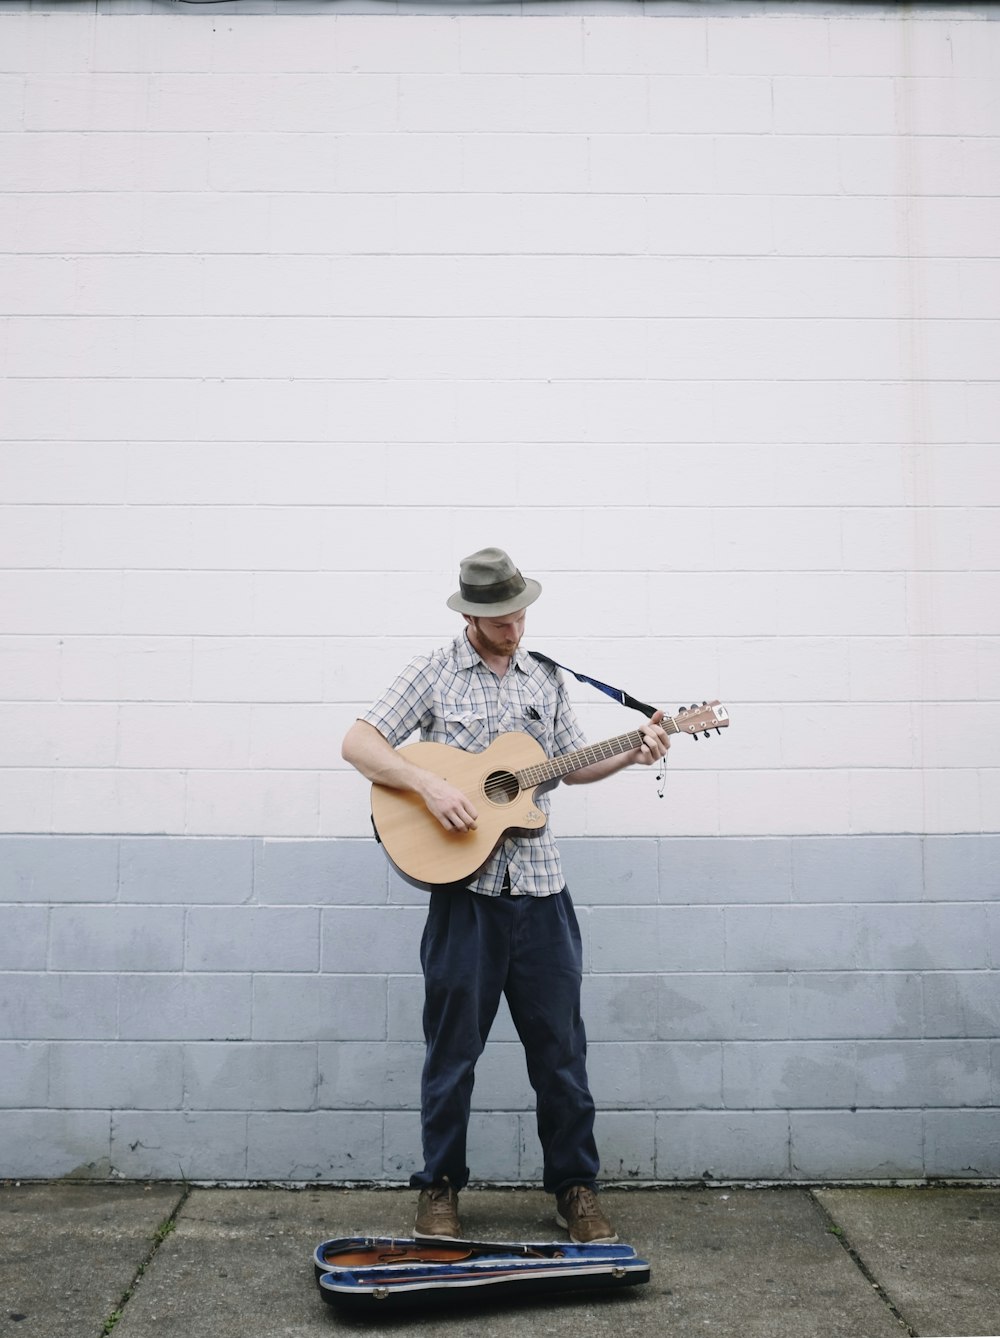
[{"x1": 472, "y1": 624, "x2": 520, "y2": 658}]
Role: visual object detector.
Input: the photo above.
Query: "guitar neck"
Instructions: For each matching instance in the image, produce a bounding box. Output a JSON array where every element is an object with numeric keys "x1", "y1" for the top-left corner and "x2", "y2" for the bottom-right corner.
[{"x1": 516, "y1": 715, "x2": 683, "y2": 789}]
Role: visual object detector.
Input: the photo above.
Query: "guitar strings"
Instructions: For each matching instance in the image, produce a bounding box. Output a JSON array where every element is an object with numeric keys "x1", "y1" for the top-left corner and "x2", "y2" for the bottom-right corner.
[
  {"x1": 476, "y1": 714, "x2": 723, "y2": 803},
  {"x1": 479, "y1": 730, "x2": 651, "y2": 800}
]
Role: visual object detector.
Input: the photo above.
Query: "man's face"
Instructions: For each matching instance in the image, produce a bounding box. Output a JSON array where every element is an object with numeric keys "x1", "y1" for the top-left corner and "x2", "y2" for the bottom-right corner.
[{"x1": 466, "y1": 608, "x2": 527, "y2": 658}]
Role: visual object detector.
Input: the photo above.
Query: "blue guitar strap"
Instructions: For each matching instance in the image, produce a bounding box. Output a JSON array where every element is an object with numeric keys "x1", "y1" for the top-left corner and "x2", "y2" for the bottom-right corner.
[{"x1": 529, "y1": 651, "x2": 658, "y2": 720}]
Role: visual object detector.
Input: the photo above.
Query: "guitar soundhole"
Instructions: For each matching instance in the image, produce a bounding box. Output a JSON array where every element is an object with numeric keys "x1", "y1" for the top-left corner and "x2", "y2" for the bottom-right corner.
[{"x1": 483, "y1": 770, "x2": 519, "y2": 805}]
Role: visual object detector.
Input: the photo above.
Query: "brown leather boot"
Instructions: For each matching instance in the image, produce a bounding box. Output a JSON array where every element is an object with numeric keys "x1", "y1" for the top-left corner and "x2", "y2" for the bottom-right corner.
[
  {"x1": 414, "y1": 1179, "x2": 462, "y2": 1240},
  {"x1": 555, "y1": 1185, "x2": 618, "y2": 1244}
]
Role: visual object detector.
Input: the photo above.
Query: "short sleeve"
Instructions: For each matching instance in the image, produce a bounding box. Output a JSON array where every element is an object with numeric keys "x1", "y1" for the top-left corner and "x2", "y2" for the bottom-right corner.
[{"x1": 359, "y1": 657, "x2": 437, "y2": 749}]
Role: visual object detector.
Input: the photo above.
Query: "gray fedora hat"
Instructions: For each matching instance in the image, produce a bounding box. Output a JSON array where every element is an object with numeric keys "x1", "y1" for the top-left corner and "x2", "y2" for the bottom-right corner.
[{"x1": 446, "y1": 547, "x2": 542, "y2": 617}]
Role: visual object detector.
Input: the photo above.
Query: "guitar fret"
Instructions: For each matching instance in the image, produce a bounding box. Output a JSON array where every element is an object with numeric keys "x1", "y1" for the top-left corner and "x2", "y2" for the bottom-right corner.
[
  {"x1": 512, "y1": 711, "x2": 702, "y2": 790},
  {"x1": 516, "y1": 729, "x2": 647, "y2": 788}
]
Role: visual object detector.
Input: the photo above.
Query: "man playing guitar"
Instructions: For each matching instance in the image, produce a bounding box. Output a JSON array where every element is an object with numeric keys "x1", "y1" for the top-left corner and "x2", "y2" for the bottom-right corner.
[{"x1": 341, "y1": 548, "x2": 670, "y2": 1246}]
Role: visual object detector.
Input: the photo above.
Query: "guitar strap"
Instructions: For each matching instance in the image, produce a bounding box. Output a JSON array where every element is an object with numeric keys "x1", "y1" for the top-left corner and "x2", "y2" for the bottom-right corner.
[{"x1": 529, "y1": 652, "x2": 658, "y2": 720}]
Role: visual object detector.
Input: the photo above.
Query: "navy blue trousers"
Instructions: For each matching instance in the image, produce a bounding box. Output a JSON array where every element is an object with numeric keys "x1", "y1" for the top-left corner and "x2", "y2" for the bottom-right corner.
[{"x1": 410, "y1": 885, "x2": 599, "y2": 1197}]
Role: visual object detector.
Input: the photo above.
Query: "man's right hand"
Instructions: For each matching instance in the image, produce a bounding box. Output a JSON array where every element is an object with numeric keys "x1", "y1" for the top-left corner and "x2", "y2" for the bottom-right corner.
[
  {"x1": 342, "y1": 719, "x2": 478, "y2": 832},
  {"x1": 419, "y1": 774, "x2": 479, "y2": 833}
]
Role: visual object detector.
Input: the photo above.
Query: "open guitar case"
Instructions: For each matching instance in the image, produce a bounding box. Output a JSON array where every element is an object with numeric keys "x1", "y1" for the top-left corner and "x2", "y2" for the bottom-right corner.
[{"x1": 313, "y1": 1235, "x2": 650, "y2": 1312}]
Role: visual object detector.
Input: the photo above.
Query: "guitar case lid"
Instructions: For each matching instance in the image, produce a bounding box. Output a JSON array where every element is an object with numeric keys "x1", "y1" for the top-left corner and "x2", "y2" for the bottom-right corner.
[{"x1": 313, "y1": 1235, "x2": 651, "y2": 1311}]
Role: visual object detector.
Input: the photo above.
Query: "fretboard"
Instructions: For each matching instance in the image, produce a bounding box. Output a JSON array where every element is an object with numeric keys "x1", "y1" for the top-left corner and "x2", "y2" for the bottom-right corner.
[{"x1": 515, "y1": 716, "x2": 679, "y2": 788}]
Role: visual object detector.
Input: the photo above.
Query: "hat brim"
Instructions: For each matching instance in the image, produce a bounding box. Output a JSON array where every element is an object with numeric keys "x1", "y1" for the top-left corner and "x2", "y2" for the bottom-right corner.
[{"x1": 446, "y1": 578, "x2": 542, "y2": 617}]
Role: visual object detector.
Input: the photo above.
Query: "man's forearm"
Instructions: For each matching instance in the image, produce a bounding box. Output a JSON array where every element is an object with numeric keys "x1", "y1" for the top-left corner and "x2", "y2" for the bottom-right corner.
[
  {"x1": 341, "y1": 720, "x2": 425, "y2": 791},
  {"x1": 341, "y1": 719, "x2": 479, "y2": 832}
]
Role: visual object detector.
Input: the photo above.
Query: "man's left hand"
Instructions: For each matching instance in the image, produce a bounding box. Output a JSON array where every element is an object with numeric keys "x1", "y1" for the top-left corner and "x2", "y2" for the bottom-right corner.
[{"x1": 635, "y1": 710, "x2": 670, "y2": 765}]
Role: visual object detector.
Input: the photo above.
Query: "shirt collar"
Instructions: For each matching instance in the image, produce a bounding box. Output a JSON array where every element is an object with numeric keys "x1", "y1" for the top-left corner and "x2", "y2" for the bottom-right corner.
[
  {"x1": 454, "y1": 631, "x2": 480, "y2": 669},
  {"x1": 510, "y1": 644, "x2": 533, "y2": 674}
]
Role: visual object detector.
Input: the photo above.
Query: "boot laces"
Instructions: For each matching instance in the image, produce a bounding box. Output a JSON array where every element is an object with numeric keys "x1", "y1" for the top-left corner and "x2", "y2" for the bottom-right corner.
[
  {"x1": 568, "y1": 1185, "x2": 600, "y2": 1218},
  {"x1": 426, "y1": 1184, "x2": 456, "y2": 1216}
]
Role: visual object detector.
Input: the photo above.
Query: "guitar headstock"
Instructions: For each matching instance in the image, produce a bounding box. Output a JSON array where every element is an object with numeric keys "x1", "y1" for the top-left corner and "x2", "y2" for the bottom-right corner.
[{"x1": 670, "y1": 701, "x2": 729, "y2": 739}]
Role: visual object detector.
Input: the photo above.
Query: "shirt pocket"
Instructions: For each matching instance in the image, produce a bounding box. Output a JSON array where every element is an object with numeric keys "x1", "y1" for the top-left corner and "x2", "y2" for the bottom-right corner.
[
  {"x1": 436, "y1": 705, "x2": 489, "y2": 753},
  {"x1": 519, "y1": 699, "x2": 555, "y2": 750}
]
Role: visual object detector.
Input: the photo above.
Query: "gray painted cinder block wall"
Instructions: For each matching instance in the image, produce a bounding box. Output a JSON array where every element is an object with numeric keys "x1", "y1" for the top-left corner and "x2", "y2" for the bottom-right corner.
[{"x1": 1, "y1": 833, "x2": 997, "y2": 1182}]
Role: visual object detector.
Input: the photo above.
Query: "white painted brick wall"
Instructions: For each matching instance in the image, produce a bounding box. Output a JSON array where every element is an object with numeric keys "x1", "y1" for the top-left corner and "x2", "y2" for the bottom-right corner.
[{"x1": 0, "y1": 6, "x2": 998, "y2": 841}]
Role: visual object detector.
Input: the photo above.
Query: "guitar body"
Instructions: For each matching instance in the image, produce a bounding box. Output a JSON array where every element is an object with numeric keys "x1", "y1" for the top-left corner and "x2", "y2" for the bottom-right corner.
[
  {"x1": 369, "y1": 700, "x2": 728, "y2": 887},
  {"x1": 371, "y1": 733, "x2": 549, "y2": 886}
]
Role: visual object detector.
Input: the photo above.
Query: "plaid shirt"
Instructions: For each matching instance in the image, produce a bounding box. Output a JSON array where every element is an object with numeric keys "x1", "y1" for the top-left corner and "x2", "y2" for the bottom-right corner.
[{"x1": 361, "y1": 631, "x2": 587, "y2": 897}]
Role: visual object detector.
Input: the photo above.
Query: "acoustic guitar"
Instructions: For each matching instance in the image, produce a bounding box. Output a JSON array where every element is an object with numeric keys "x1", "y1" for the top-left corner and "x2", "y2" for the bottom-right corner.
[{"x1": 371, "y1": 701, "x2": 729, "y2": 886}]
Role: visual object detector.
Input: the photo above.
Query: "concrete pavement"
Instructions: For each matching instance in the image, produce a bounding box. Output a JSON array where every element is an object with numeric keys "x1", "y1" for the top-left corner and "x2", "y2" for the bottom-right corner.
[{"x1": 2, "y1": 1182, "x2": 998, "y2": 1337}]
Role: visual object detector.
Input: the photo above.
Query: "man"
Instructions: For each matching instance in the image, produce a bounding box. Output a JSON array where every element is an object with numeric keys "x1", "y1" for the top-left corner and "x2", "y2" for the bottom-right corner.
[{"x1": 341, "y1": 548, "x2": 669, "y2": 1245}]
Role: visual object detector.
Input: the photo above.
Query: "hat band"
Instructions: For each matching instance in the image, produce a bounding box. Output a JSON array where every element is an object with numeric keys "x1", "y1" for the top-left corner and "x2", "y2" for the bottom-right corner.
[{"x1": 459, "y1": 571, "x2": 526, "y2": 606}]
